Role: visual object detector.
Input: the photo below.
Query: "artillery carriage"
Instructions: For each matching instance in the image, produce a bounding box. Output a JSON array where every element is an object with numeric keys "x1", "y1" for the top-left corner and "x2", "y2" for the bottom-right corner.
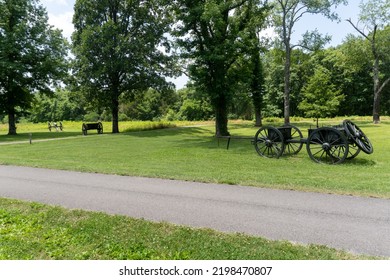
[{"x1": 253, "y1": 120, "x2": 373, "y2": 164}]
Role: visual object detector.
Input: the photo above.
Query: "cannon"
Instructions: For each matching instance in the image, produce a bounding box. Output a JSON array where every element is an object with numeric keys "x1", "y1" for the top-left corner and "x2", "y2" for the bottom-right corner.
[{"x1": 253, "y1": 120, "x2": 373, "y2": 164}]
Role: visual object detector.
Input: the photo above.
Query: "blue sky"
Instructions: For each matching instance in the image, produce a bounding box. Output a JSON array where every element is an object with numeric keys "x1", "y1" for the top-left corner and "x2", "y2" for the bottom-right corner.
[
  {"x1": 41, "y1": 0, "x2": 362, "y2": 88},
  {"x1": 41, "y1": 0, "x2": 361, "y2": 46}
]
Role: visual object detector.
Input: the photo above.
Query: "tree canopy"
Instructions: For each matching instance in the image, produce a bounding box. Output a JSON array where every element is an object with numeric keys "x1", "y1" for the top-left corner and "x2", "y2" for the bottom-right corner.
[
  {"x1": 0, "y1": 0, "x2": 68, "y2": 134},
  {"x1": 347, "y1": 0, "x2": 390, "y2": 123},
  {"x1": 271, "y1": 0, "x2": 347, "y2": 124},
  {"x1": 72, "y1": 0, "x2": 175, "y2": 133},
  {"x1": 173, "y1": 0, "x2": 269, "y2": 136}
]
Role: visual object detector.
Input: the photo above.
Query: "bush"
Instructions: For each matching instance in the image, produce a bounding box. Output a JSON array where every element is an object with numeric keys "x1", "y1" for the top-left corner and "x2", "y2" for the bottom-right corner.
[{"x1": 83, "y1": 112, "x2": 100, "y2": 122}]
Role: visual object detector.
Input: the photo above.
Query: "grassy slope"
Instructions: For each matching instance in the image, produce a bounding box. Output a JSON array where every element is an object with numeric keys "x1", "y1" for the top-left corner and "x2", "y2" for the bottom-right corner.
[
  {"x1": 0, "y1": 119, "x2": 389, "y2": 198},
  {"x1": 0, "y1": 119, "x2": 388, "y2": 259}
]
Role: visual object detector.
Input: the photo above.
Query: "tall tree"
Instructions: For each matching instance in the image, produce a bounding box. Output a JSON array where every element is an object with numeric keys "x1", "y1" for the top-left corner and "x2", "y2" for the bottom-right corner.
[
  {"x1": 271, "y1": 0, "x2": 347, "y2": 125},
  {"x1": 0, "y1": 0, "x2": 68, "y2": 135},
  {"x1": 347, "y1": 0, "x2": 390, "y2": 124},
  {"x1": 173, "y1": 0, "x2": 269, "y2": 136},
  {"x1": 250, "y1": 41, "x2": 265, "y2": 126},
  {"x1": 72, "y1": 0, "x2": 174, "y2": 133},
  {"x1": 298, "y1": 65, "x2": 344, "y2": 126}
]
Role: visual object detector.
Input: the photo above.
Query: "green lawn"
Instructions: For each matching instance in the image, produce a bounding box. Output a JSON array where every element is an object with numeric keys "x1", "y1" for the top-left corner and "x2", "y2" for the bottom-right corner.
[
  {"x1": 0, "y1": 118, "x2": 389, "y2": 259},
  {"x1": 0, "y1": 118, "x2": 389, "y2": 198},
  {"x1": 0, "y1": 198, "x2": 366, "y2": 260}
]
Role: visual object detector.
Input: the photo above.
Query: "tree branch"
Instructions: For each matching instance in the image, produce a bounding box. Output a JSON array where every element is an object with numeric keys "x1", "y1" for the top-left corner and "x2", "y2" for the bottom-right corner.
[
  {"x1": 377, "y1": 77, "x2": 390, "y2": 95},
  {"x1": 346, "y1": 19, "x2": 370, "y2": 41}
]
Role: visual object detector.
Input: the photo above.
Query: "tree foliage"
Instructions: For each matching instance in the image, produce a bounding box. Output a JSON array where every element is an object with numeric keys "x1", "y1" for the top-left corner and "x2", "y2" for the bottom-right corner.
[
  {"x1": 29, "y1": 89, "x2": 86, "y2": 123},
  {"x1": 347, "y1": 0, "x2": 390, "y2": 123},
  {"x1": 173, "y1": 0, "x2": 269, "y2": 136},
  {"x1": 298, "y1": 65, "x2": 344, "y2": 124},
  {"x1": 72, "y1": 0, "x2": 175, "y2": 133},
  {"x1": 0, "y1": 0, "x2": 68, "y2": 134},
  {"x1": 271, "y1": 0, "x2": 347, "y2": 124}
]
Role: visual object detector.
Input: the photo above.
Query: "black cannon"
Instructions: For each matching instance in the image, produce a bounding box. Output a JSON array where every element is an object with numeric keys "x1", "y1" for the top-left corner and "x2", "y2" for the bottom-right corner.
[
  {"x1": 82, "y1": 122, "x2": 103, "y2": 135},
  {"x1": 253, "y1": 120, "x2": 373, "y2": 164}
]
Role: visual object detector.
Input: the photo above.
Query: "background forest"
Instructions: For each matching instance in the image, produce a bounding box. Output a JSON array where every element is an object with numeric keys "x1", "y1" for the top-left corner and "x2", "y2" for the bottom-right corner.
[
  {"x1": 10, "y1": 31, "x2": 390, "y2": 123},
  {"x1": 1, "y1": 0, "x2": 389, "y2": 133}
]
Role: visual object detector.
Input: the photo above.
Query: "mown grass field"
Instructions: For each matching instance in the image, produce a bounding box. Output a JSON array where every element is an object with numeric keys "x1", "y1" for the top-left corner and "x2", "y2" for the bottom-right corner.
[
  {"x1": 0, "y1": 118, "x2": 389, "y2": 198},
  {"x1": 0, "y1": 118, "x2": 389, "y2": 259},
  {"x1": 0, "y1": 198, "x2": 367, "y2": 260}
]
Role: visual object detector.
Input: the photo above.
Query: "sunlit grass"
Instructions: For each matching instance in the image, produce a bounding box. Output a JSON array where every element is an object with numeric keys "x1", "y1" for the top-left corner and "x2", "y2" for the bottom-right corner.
[
  {"x1": 0, "y1": 198, "x2": 366, "y2": 260},
  {"x1": 0, "y1": 118, "x2": 389, "y2": 198}
]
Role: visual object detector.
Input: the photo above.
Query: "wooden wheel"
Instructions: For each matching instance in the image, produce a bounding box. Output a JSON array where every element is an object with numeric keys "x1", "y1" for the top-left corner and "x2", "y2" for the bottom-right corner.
[
  {"x1": 343, "y1": 120, "x2": 373, "y2": 154},
  {"x1": 97, "y1": 122, "x2": 103, "y2": 134},
  {"x1": 254, "y1": 126, "x2": 285, "y2": 158},
  {"x1": 306, "y1": 127, "x2": 349, "y2": 164},
  {"x1": 82, "y1": 123, "x2": 87, "y2": 135},
  {"x1": 283, "y1": 125, "x2": 303, "y2": 155},
  {"x1": 346, "y1": 142, "x2": 361, "y2": 159}
]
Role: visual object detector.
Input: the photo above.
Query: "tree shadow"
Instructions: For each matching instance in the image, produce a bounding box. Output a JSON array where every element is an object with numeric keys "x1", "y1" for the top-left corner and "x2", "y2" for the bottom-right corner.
[
  {"x1": 0, "y1": 132, "x2": 82, "y2": 143},
  {"x1": 122, "y1": 126, "x2": 212, "y2": 138},
  {"x1": 342, "y1": 158, "x2": 377, "y2": 166}
]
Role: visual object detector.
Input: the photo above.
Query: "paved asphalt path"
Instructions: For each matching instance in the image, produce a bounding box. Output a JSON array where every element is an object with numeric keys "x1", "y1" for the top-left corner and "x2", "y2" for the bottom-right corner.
[{"x1": 0, "y1": 165, "x2": 389, "y2": 257}]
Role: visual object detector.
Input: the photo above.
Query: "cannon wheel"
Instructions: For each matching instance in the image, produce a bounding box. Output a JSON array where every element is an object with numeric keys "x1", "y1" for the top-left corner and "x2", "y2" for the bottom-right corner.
[
  {"x1": 346, "y1": 142, "x2": 361, "y2": 159},
  {"x1": 82, "y1": 123, "x2": 88, "y2": 135},
  {"x1": 306, "y1": 127, "x2": 349, "y2": 164},
  {"x1": 343, "y1": 120, "x2": 373, "y2": 154},
  {"x1": 284, "y1": 125, "x2": 303, "y2": 155},
  {"x1": 97, "y1": 122, "x2": 103, "y2": 134},
  {"x1": 254, "y1": 126, "x2": 285, "y2": 158}
]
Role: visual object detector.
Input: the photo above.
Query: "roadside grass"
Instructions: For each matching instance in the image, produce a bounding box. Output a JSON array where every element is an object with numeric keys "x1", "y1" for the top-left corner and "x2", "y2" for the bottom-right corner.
[
  {"x1": 0, "y1": 118, "x2": 389, "y2": 198},
  {"x1": 0, "y1": 198, "x2": 367, "y2": 260}
]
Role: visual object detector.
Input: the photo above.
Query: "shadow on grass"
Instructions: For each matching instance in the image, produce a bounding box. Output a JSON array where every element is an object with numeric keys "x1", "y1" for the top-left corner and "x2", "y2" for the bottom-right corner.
[
  {"x1": 122, "y1": 126, "x2": 212, "y2": 138},
  {"x1": 342, "y1": 158, "x2": 377, "y2": 166},
  {"x1": 0, "y1": 132, "x2": 82, "y2": 143}
]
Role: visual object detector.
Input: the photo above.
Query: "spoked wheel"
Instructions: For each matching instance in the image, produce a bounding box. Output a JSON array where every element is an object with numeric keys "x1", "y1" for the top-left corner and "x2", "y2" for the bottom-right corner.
[
  {"x1": 343, "y1": 120, "x2": 373, "y2": 154},
  {"x1": 97, "y1": 122, "x2": 103, "y2": 134},
  {"x1": 254, "y1": 126, "x2": 285, "y2": 158},
  {"x1": 283, "y1": 125, "x2": 304, "y2": 155},
  {"x1": 306, "y1": 127, "x2": 349, "y2": 164},
  {"x1": 82, "y1": 123, "x2": 87, "y2": 135},
  {"x1": 346, "y1": 142, "x2": 361, "y2": 159}
]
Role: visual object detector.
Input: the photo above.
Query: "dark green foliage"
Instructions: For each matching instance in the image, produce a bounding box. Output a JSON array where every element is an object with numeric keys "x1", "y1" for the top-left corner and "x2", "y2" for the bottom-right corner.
[
  {"x1": 173, "y1": 0, "x2": 269, "y2": 135},
  {"x1": 29, "y1": 90, "x2": 86, "y2": 122},
  {"x1": 72, "y1": 0, "x2": 175, "y2": 133},
  {"x1": 299, "y1": 66, "x2": 344, "y2": 121},
  {"x1": 0, "y1": 0, "x2": 68, "y2": 134},
  {"x1": 272, "y1": 0, "x2": 348, "y2": 124},
  {"x1": 121, "y1": 88, "x2": 178, "y2": 121}
]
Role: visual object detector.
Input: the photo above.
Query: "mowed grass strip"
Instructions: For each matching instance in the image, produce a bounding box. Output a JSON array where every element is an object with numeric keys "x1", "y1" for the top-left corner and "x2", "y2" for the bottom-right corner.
[
  {"x1": 0, "y1": 198, "x2": 366, "y2": 260},
  {"x1": 0, "y1": 120, "x2": 389, "y2": 198}
]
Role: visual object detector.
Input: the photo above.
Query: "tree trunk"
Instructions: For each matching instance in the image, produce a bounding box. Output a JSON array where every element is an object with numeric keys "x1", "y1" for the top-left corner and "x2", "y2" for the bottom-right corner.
[
  {"x1": 214, "y1": 95, "x2": 229, "y2": 137},
  {"x1": 111, "y1": 96, "x2": 120, "y2": 133},
  {"x1": 251, "y1": 46, "x2": 263, "y2": 127},
  {"x1": 283, "y1": 46, "x2": 291, "y2": 125},
  {"x1": 8, "y1": 110, "x2": 17, "y2": 135},
  {"x1": 254, "y1": 111, "x2": 262, "y2": 127},
  {"x1": 372, "y1": 53, "x2": 381, "y2": 124}
]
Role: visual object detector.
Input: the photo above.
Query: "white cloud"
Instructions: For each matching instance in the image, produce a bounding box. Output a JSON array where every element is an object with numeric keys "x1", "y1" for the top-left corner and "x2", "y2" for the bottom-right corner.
[
  {"x1": 41, "y1": 0, "x2": 70, "y2": 6},
  {"x1": 48, "y1": 11, "x2": 74, "y2": 40}
]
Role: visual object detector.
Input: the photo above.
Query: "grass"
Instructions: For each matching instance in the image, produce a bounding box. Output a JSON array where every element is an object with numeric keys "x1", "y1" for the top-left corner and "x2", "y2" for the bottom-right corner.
[
  {"x1": 0, "y1": 198, "x2": 366, "y2": 260},
  {"x1": 0, "y1": 118, "x2": 388, "y2": 259},
  {"x1": 0, "y1": 118, "x2": 389, "y2": 198}
]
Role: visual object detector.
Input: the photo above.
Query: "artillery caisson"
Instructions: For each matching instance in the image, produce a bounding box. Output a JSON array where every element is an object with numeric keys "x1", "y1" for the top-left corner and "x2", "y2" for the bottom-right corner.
[{"x1": 253, "y1": 120, "x2": 373, "y2": 164}]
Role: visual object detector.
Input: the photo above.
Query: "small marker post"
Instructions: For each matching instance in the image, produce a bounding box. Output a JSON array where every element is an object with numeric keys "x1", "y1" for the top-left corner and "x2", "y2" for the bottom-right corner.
[{"x1": 29, "y1": 133, "x2": 32, "y2": 144}]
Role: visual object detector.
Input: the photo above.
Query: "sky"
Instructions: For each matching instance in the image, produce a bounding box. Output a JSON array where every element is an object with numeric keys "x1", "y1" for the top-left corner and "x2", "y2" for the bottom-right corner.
[{"x1": 40, "y1": 0, "x2": 363, "y2": 88}]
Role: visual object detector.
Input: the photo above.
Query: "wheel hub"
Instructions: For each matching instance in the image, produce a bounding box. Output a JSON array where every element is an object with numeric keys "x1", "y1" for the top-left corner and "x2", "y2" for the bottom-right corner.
[
  {"x1": 322, "y1": 142, "x2": 331, "y2": 151},
  {"x1": 265, "y1": 139, "x2": 273, "y2": 147}
]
